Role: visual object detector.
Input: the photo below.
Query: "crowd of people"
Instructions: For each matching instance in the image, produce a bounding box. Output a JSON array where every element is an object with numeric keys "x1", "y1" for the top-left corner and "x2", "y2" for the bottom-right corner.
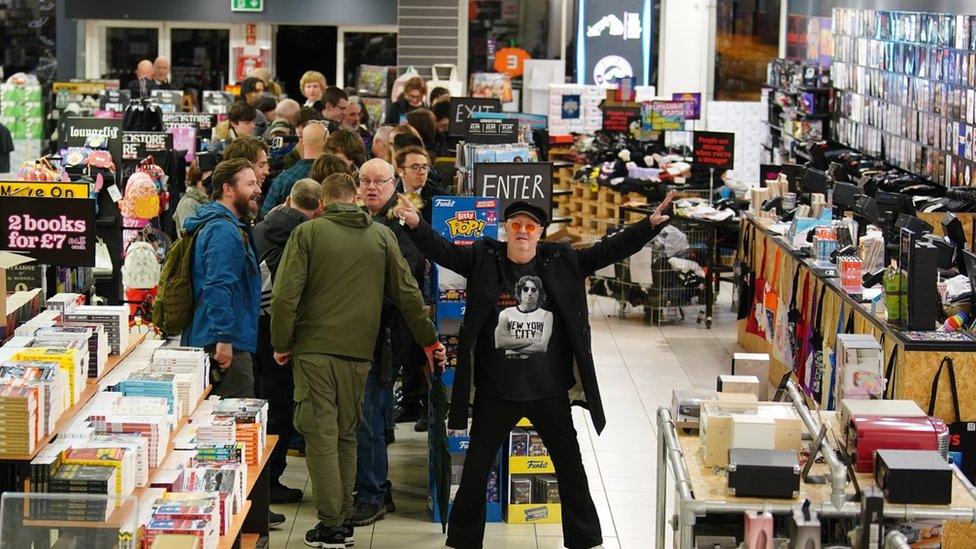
[{"x1": 146, "y1": 60, "x2": 674, "y2": 549}]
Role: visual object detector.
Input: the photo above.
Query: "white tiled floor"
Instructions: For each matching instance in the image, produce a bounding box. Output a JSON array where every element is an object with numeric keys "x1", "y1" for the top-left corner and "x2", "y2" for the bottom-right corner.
[{"x1": 269, "y1": 288, "x2": 739, "y2": 548}]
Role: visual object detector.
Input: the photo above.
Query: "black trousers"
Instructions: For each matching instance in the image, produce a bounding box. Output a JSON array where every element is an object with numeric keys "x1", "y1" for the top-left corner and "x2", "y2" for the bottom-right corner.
[
  {"x1": 391, "y1": 314, "x2": 428, "y2": 414},
  {"x1": 446, "y1": 391, "x2": 602, "y2": 549},
  {"x1": 255, "y1": 314, "x2": 295, "y2": 481}
]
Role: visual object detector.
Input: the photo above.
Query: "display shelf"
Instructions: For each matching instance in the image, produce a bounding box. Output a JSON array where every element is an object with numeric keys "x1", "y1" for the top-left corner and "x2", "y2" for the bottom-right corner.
[
  {"x1": 655, "y1": 381, "x2": 976, "y2": 549},
  {"x1": 247, "y1": 434, "x2": 277, "y2": 495},
  {"x1": 218, "y1": 500, "x2": 253, "y2": 549},
  {"x1": 0, "y1": 333, "x2": 147, "y2": 462},
  {"x1": 240, "y1": 533, "x2": 259, "y2": 549}
]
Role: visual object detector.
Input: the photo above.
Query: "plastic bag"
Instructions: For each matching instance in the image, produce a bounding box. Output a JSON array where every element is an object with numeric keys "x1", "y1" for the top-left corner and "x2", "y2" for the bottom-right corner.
[{"x1": 650, "y1": 225, "x2": 689, "y2": 258}]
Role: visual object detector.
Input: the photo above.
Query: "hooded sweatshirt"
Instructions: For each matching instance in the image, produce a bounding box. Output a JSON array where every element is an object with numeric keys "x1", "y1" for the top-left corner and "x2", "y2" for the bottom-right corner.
[
  {"x1": 174, "y1": 186, "x2": 210, "y2": 234},
  {"x1": 270, "y1": 201, "x2": 437, "y2": 361},
  {"x1": 181, "y1": 201, "x2": 261, "y2": 353}
]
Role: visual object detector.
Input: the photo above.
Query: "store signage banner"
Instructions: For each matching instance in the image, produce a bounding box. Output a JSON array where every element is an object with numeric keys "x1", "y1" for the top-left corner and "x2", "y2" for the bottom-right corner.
[
  {"x1": 693, "y1": 131, "x2": 736, "y2": 170},
  {"x1": 122, "y1": 132, "x2": 174, "y2": 180},
  {"x1": 203, "y1": 91, "x2": 235, "y2": 114},
  {"x1": 577, "y1": 0, "x2": 653, "y2": 86},
  {"x1": 0, "y1": 196, "x2": 96, "y2": 266},
  {"x1": 603, "y1": 105, "x2": 641, "y2": 133},
  {"x1": 473, "y1": 162, "x2": 553, "y2": 216},
  {"x1": 449, "y1": 97, "x2": 502, "y2": 137},
  {"x1": 672, "y1": 93, "x2": 702, "y2": 120},
  {"x1": 644, "y1": 101, "x2": 687, "y2": 131},
  {"x1": 163, "y1": 112, "x2": 217, "y2": 139},
  {"x1": 100, "y1": 89, "x2": 131, "y2": 112},
  {"x1": 151, "y1": 90, "x2": 184, "y2": 113},
  {"x1": 63, "y1": 117, "x2": 123, "y2": 171},
  {"x1": 471, "y1": 111, "x2": 548, "y2": 131},
  {"x1": 52, "y1": 82, "x2": 107, "y2": 94},
  {"x1": 0, "y1": 181, "x2": 90, "y2": 199},
  {"x1": 464, "y1": 117, "x2": 520, "y2": 145}
]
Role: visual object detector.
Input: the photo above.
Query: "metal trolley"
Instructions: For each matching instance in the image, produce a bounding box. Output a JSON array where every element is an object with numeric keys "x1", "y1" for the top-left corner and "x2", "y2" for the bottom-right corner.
[{"x1": 655, "y1": 379, "x2": 976, "y2": 548}]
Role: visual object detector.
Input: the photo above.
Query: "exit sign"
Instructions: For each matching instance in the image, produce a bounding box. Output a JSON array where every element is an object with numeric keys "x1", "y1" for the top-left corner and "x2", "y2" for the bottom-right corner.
[{"x1": 232, "y1": 0, "x2": 263, "y2": 12}]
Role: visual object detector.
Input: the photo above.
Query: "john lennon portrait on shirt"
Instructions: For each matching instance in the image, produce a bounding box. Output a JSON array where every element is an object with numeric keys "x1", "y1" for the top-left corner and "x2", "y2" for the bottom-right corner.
[{"x1": 494, "y1": 275, "x2": 554, "y2": 358}]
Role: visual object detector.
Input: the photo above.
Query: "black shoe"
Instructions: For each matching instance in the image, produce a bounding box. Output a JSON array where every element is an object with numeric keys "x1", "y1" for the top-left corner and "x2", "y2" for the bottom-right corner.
[
  {"x1": 395, "y1": 410, "x2": 420, "y2": 423},
  {"x1": 340, "y1": 520, "x2": 354, "y2": 547},
  {"x1": 384, "y1": 488, "x2": 396, "y2": 514},
  {"x1": 304, "y1": 523, "x2": 346, "y2": 548},
  {"x1": 385, "y1": 428, "x2": 395, "y2": 445},
  {"x1": 271, "y1": 480, "x2": 303, "y2": 504},
  {"x1": 350, "y1": 501, "x2": 387, "y2": 527},
  {"x1": 414, "y1": 416, "x2": 429, "y2": 432},
  {"x1": 270, "y1": 510, "x2": 286, "y2": 528}
]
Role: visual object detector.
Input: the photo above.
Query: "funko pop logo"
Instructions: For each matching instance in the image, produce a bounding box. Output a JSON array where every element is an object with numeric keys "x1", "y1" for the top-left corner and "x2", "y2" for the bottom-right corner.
[
  {"x1": 447, "y1": 212, "x2": 486, "y2": 238},
  {"x1": 526, "y1": 460, "x2": 547, "y2": 469},
  {"x1": 434, "y1": 198, "x2": 456, "y2": 207}
]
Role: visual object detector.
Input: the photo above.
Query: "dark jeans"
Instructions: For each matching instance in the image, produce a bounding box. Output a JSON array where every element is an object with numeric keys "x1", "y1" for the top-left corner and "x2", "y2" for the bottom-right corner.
[
  {"x1": 255, "y1": 314, "x2": 295, "y2": 481},
  {"x1": 356, "y1": 359, "x2": 392, "y2": 504},
  {"x1": 446, "y1": 391, "x2": 602, "y2": 549}
]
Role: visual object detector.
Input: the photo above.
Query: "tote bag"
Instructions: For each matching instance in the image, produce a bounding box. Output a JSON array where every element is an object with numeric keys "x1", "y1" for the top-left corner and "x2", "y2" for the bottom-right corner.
[
  {"x1": 762, "y1": 248, "x2": 783, "y2": 341},
  {"x1": 736, "y1": 224, "x2": 755, "y2": 320},
  {"x1": 745, "y1": 238, "x2": 769, "y2": 339},
  {"x1": 429, "y1": 64, "x2": 464, "y2": 98},
  {"x1": 804, "y1": 284, "x2": 828, "y2": 395},
  {"x1": 792, "y1": 272, "x2": 813, "y2": 383},
  {"x1": 772, "y1": 265, "x2": 802, "y2": 368},
  {"x1": 928, "y1": 357, "x2": 976, "y2": 483}
]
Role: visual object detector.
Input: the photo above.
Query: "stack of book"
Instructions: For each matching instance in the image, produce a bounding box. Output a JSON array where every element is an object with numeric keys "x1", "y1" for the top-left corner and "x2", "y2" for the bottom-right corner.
[
  {"x1": 213, "y1": 399, "x2": 268, "y2": 466},
  {"x1": 85, "y1": 432, "x2": 150, "y2": 488},
  {"x1": 174, "y1": 466, "x2": 244, "y2": 533},
  {"x1": 0, "y1": 384, "x2": 38, "y2": 454},
  {"x1": 13, "y1": 347, "x2": 85, "y2": 406},
  {"x1": 36, "y1": 324, "x2": 108, "y2": 378},
  {"x1": 118, "y1": 372, "x2": 181, "y2": 416},
  {"x1": 0, "y1": 361, "x2": 67, "y2": 437},
  {"x1": 88, "y1": 415, "x2": 169, "y2": 468},
  {"x1": 64, "y1": 306, "x2": 129, "y2": 355},
  {"x1": 62, "y1": 447, "x2": 136, "y2": 497},
  {"x1": 145, "y1": 493, "x2": 221, "y2": 549}
]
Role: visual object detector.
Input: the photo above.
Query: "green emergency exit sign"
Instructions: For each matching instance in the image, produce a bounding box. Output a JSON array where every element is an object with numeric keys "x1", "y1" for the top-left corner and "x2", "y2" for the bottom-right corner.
[{"x1": 232, "y1": 0, "x2": 263, "y2": 12}]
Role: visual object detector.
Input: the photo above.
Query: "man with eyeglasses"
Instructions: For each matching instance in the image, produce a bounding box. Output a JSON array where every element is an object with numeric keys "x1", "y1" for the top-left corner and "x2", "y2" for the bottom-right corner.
[
  {"x1": 349, "y1": 158, "x2": 430, "y2": 526},
  {"x1": 395, "y1": 193, "x2": 674, "y2": 549},
  {"x1": 395, "y1": 145, "x2": 449, "y2": 226}
]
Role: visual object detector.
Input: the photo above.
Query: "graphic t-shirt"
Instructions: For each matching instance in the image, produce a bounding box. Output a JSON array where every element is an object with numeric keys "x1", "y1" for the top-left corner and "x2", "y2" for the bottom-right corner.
[{"x1": 474, "y1": 258, "x2": 573, "y2": 401}]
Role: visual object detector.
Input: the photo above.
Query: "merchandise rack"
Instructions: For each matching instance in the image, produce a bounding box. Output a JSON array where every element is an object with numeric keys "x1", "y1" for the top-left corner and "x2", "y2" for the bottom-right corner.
[{"x1": 655, "y1": 378, "x2": 976, "y2": 548}]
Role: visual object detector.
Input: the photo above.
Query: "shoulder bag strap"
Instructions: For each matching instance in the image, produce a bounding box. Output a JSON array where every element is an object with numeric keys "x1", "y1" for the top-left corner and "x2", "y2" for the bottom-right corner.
[
  {"x1": 813, "y1": 283, "x2": 827, "y2": 333},
  {"x1": 928, "y1": 357, "x2": 961, "y2": 423},
  {"x1": 788, "y1": 263, "x2": 802, "y2": 310}
]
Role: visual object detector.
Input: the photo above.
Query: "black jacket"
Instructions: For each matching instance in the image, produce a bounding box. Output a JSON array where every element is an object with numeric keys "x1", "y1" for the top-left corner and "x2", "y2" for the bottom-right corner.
[
  {"x1": 385, "y1": 97, "x2": 421, "y2": 125},
  {"x1": 374, "y1": 196, "x2": 429, "y2": 387},
  {"x1": 253, "y1": 206, "x2": 309, "y2": 279},
  {"x1": 398, "y1": 179, "x2": 452, "y2": 227},
  {"x1": 406, "y1": 216, "x2": 667, "y2": 433}
]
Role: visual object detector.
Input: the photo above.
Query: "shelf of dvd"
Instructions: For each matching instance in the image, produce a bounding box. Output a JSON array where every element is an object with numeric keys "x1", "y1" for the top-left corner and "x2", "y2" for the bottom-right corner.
[
  {"x1": 763, "y1": 59, "x2": 834, "y2": 165},
  {"x1": 831, "y1": 8, "x2": 976, "y2": 187}
]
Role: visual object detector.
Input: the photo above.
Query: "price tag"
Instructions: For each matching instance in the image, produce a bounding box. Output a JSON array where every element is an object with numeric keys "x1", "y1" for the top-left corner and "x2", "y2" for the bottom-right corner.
[{"x1": 107, "y1": 184, "x2": 123, "y2": 203}]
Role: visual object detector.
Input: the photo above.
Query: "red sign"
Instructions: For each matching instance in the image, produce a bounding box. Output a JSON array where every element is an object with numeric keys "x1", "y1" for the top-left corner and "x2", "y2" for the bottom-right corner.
[
  {"x1": 602, "y1": 106, "x2": 640, "y2": 133},
  {"x1": 693, "y1": 131, "x2": 735, "y2": 171},
  {"x1": 245, "y1": 23, "x2": 257, "y2": 46}
]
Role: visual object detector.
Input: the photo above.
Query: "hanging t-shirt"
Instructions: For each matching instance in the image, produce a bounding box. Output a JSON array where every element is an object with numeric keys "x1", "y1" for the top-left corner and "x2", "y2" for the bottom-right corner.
[{"x1": 474, "y1": 258, "x2": 573, "y2": 401}]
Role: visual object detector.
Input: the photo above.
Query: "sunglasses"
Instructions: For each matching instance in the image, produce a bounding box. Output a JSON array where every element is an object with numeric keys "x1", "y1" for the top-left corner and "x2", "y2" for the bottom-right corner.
[
  {"x1": 521, "y1": 286, "x2": 539, "y2": 294},
  {"x1": 508, "y1": 221, "x2": 540, "y2": 234}
]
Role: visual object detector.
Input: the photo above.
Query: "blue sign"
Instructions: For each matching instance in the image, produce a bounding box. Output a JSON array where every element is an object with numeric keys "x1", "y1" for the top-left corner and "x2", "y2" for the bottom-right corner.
[{"x1": 561, "y1": 95, "x2": 581, "y2": 119}]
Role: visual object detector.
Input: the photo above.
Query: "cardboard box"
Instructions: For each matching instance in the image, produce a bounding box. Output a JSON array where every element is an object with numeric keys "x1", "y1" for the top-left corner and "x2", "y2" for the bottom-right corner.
[
  {"x1": 731, "y1": 353, "x2": 770, "y2": 399},
  {"x1": 731, "y1": 415, "x2": 776, "y2": 450},
  {"x1": 701, "y1": 401, "x2": 802, "y2": 466},
  {"x1": 717, "y1": 374, "x2": 761, "y2": 398}
]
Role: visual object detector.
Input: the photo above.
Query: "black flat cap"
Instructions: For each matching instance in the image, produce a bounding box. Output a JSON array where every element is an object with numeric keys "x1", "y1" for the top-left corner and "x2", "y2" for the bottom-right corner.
[{"x1": 503, "y1": 200, "x2": 549, "y2": 226}]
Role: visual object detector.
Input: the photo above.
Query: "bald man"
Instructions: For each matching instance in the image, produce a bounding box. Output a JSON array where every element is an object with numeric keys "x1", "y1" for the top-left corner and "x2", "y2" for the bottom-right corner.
[
  {"x1": 261, "y1": 122, "x2": 328, "y2": 216},
  {"x1": 265, "y1": 98, "x2": 301, "y2": 138},
  {"x1": 153, "y1": 57, "x2": 181, "y2": 91},
  {"x1": 371, "y1": 125, "x2": 394, "y2": 163},
  {"x1": 128, "y1": 59, "x2": 159, "y2": 98}
]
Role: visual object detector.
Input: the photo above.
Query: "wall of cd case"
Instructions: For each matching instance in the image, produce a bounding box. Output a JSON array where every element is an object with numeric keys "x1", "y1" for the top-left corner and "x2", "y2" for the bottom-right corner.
[{"x1": 831, "y1": 8, "x2": 976, "y2": 187}]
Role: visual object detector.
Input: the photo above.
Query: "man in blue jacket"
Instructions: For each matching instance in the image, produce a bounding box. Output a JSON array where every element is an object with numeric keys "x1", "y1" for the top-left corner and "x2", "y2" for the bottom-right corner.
[{"x1": 182, "y1": 157, "x2": 263, "y2": 398}]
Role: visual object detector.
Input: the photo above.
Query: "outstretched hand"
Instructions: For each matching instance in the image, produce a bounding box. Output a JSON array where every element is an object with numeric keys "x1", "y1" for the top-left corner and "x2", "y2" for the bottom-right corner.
[
  {"x1": 650, "y1": 191, "x2": 675, "y2": 227},
  {"x1": 393, "y1": 193, "x2": 421, "y2": 229}
]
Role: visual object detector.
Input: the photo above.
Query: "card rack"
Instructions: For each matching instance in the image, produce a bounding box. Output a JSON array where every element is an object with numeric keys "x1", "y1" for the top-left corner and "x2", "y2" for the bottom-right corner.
[{"x1": 831, "y1": 8, "x2": 976, "y2": 187}]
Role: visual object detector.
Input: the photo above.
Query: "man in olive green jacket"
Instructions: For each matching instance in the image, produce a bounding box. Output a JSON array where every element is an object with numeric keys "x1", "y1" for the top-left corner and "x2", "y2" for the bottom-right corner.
[{"x1": 270, "y1": 172, "x2": 444, "y2": 548}]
